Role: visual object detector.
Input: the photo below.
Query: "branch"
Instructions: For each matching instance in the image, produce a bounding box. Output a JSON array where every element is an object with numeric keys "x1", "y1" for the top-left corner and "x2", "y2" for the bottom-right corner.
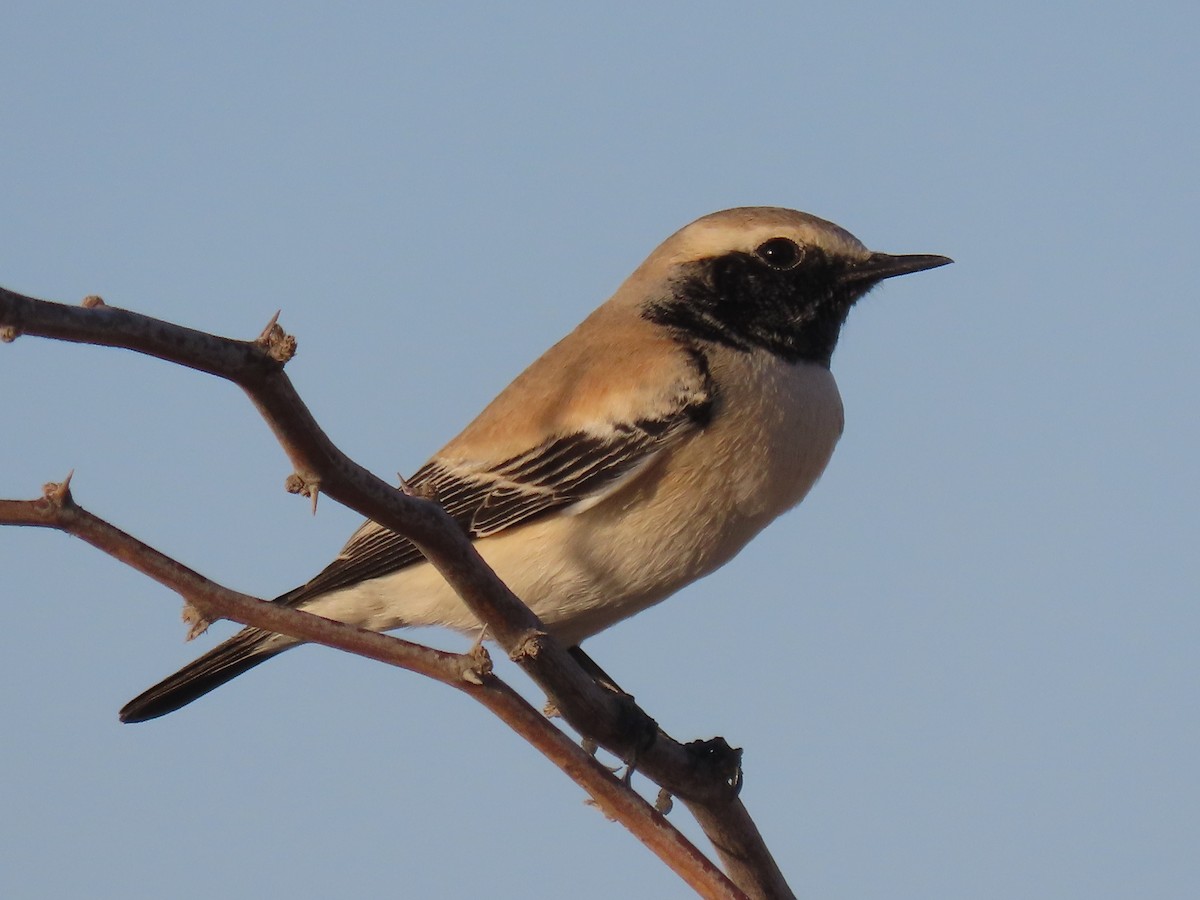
[
  {"x1": 0, "y1": 285, "x2": 795, "y2": 899},
  {"x1": 0, "y1": 479, "x2": 741, "y2": 898}
]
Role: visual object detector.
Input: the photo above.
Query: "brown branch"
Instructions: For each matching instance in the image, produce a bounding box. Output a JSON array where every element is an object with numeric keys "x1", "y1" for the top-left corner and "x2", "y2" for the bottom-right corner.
[
  {"x1": 0, "y1": 284, "x2": 795, "y2": 900},
  {"x1": 0, "y1": 480, "x2": 742, "y2": 898}
]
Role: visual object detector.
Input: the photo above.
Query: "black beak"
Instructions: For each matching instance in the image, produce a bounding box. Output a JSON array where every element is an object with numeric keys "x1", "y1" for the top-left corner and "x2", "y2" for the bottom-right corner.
[{"x1": 842, "y1": 252, "x2": 953, "y2": 285}]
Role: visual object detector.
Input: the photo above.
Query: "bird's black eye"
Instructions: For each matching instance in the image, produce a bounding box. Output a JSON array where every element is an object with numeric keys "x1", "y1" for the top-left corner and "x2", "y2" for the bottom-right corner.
[{"x1": 755, "y1": 237, "x2": 804, "y2": 270}]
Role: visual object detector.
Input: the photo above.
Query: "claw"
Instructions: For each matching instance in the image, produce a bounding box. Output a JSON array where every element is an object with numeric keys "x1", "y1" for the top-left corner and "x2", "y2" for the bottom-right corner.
[
  {"x1": 654, "y1": 788, "x2": 673, "y2": 815},
  {"x1": 619, "y1": 745, "x2": 643, "y2": 787}
]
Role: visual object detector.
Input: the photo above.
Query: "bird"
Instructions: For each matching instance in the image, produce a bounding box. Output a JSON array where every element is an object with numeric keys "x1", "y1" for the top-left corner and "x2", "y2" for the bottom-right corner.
[{"x1": 120, "y1": 206, "x2": 951, "y2": 723}]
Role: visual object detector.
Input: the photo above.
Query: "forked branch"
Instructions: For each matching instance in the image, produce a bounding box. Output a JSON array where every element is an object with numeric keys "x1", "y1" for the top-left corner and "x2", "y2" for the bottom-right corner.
[{"x1": 0, "y1": 284, "x2": 794, "y2": 900}]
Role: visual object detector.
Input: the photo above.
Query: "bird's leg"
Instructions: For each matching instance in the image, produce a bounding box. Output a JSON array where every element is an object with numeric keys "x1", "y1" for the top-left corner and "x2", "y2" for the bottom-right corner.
[
  {"x1": 567, "y1": 645, "x2": 660, "y2": 787},
  {"x1": 568, "y1": 645, "x2": 630, "y2": 697}
]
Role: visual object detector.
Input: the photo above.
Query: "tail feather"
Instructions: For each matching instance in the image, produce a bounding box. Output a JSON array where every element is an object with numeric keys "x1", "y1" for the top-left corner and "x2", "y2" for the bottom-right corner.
[{"x1": 120, "y1": 629, "x2": 289, "y2": 723}]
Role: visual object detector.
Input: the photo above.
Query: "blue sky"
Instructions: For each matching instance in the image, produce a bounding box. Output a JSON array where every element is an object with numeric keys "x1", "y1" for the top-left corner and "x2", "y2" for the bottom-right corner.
[{"x1": 2, "y1": 3, "x2": 1197, "y2": 898}]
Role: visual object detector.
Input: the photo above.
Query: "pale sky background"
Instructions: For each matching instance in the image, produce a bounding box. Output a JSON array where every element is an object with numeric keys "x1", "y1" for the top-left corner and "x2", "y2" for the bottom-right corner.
[{"x1": 2, "y1": 3, "x2": 1197, "y2": 898}]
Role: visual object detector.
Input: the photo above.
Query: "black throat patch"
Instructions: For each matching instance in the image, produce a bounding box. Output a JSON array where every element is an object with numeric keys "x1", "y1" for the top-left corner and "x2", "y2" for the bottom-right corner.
[{"x1": 644, "y1": 250, "x2": 873, "y2": 367}]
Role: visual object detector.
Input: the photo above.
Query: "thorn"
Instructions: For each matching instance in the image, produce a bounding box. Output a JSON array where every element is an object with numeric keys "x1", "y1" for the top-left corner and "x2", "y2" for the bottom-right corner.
[
  {"x1": 258, "y1": 309, "x2": 281, "y2": 338},
  {"x1": 461, "y1": 638, "x2": 493, "y2": 685},
  {"x1": 42, "y1": 470, "x2": 75, "y2": 505},
  {"x1": 256, "y1": 311, "x2": 296, "y2": 362},
  {"x1": 469, "y1": 624, "x2": 490, "y2": 654},
  {"x1": 399, "y1": 474, "x2": 437, "y2": 501},
  {"x1": 542, "y1": 699, "x2": 560, "y2": 719},
  {"x1": 509, "y1": 630, "x2": 546, "y2": 662},
  {"x1": 81, "y1": 295, "x2": 106, "y2": 308},
  {"x1": 182, "y1": 603, "x2": 212, "y2": 640},
  {"x1": 284, "y1": 473, "x2": 321, "y2": 514}
]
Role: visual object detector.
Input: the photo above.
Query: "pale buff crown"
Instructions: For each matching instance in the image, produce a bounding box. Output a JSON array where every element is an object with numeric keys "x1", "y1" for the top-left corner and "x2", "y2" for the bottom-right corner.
[{"x1": 625, "y1": 206, "x2": 871, "y2": 289}]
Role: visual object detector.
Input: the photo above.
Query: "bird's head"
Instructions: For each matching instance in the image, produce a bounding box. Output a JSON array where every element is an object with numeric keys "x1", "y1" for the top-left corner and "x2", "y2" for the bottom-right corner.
[{"x1": 635, "y1": 207, "x2": 952, "y2": 366}]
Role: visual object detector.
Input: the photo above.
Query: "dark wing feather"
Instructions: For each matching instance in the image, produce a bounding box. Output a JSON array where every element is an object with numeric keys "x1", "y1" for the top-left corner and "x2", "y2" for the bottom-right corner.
[{"x1": 288, "y1": 374, "x2": 713, "y2": 606}]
